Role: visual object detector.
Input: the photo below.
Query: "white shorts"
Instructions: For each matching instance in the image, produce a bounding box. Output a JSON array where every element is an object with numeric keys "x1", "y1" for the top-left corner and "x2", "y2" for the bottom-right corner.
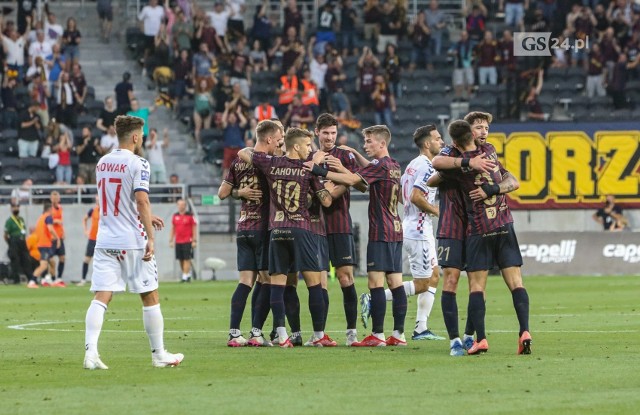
[
  {"x1": 91, "y1": 248, "x2": 159, "y2": 294},
  {"x1": 404, "y1": 238, "x2": 438, "y2": 278}
]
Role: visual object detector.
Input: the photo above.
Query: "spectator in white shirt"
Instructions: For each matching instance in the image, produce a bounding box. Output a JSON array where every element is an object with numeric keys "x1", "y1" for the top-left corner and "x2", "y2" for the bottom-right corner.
[
  {"x1": 44, "y1": 11, "x2": 64, "y2": 44},
  {"x1": 100, "y1": 125, "x2": 119, "y2": 153},
  {"x1": 145, "y1": 128, "x2": 170, "y2": 184},
  {"x1": 28, "y1": 29, "x2": 53, "y2": 63},
  {"x1": 227, "y1": 0, "x2": 246, "y2": 39},
  {"x1": 138, "y1": 0, "x2": 165, "y2": 65},
  {"x1": 207, "y1": 1, "x2": 230, "y2": 38}
]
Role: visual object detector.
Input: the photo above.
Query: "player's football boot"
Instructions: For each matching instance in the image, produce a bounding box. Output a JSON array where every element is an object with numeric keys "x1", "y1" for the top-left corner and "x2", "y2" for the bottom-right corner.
[
  {"x1": 41, "y1": 278, "x2": 52, "y2": 287},
  {"x1": 278, "y1": 337, "x2": 294, "y2": 348},
  {"x1": 152, "y1": 350, "x2": 184, "y2": 367},
  {"x1": 76, "y1": 280, "x2": 86, "y2": 287},
  {"x1": 449, "y1": 339, "x2": 465, "y2": 357},
  {"x1": 467, "y1": 339, "x2": 489, "y2": 355},
  {"x1": 247, "y1": 334, "x2": 273, "y2": 347},
  {"x1": 345, "y1": 331, "x2": 359, "y2": 347},
  {"x1": 385, "y1": 333, "x2": 407, "y2": 346},
  {"x1": 359, "y1": 293, "x2": 371, "y2": 329},
  {"x1": 27, "y1": 281, "x2": 39, "y2": 289},
  {"x1": 351, "y1": 334, "x2": 387, "y2": 347},
  {"x1": 304, "y1": 334, "x2": 338, "y2": 347},
  {"x1": 83, "y1": 353, "x2": 109, "y2": 370},
  {"x1": 53, "y1": 280, "x2": 66, "y2": 287},
  {"x1": 463, "y1": 335, "x2": 475, "y2": 351},
  {"x1": 517, "y1": 331, "x2": 532, "y2": 355},
  {"x1": 227, "y1": 334, "x2": 248, "y2": 347},
  {"x1": 290, "y1": 332, "x2": 303, "y2": 346},
  {"x1": 412, "y1": 329, "x2": 445, "y2": 340}
]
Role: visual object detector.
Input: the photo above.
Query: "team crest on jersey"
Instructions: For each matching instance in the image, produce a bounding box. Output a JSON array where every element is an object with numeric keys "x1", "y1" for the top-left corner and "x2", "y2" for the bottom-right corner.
[
  {"x1": 141, "y1": 170, "x2": 150, "y2": 181},
  {"x1": 348, "y1": 153, "x2": 355, "y2": 160},
  {"x1": 274, "y1": 211, "x2": 284, "y2": 221},
  {"x1": 371, "y1": 159, "x2": 379, "y2": 165}
]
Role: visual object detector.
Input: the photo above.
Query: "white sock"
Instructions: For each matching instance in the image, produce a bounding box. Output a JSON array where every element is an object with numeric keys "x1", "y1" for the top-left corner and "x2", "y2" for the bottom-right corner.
[
  {"x1": 372, "y1": 332, "x2": 385, "y2": 340},
  {"x1": 313, "y1": 331, "x2": 324, "y2": 339},
  {"x1": 85, "y1": 300, "x2": 107, "y2": 354},
  {"x1": 385, "y1": 281, "x2": 416, "y2": 301},
  {"x1": 143, "y1": 304, "x2": 165, "y2": 353},
  {"x1": 464, "y1": 333, "x2": 474, "y2": 342},
  {"x1": 276, "y1": 326, "x2": 288, "y2": 341},
  {"x1": 229, "y1": 328, "x2": 241, "y2": 337},
  {"x1": 451, "y1": 337, "x2": 462, "y2": 348},
  {"x1": 392, "y1": 330, "x2": 403, "y2": 339},
  {"x1": 415, "y1": 287, "x2": 437, "y2": 333},
  {"x1": 346, "y1": 329, "x2": 357, "y2": 336},
  {"x1": 182, "y1": 273, "x2": 189, "y2": 280},
  {"x1": 250, "y1": 327, "x2": 262, "y2": 337}
]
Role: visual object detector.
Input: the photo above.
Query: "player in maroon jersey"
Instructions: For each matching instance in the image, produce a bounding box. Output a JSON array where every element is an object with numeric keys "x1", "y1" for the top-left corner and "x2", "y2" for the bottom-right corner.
[
  {"x1": 218, "y1": 119, "x2": 284, "y2": 347},
  {"x1": 430, "y1": 119, "x2": 531, "y2": 355},
  {"x1": 312, "y1": 113, "x2": 363, "y2": 346},
  {"x1": 306, "y1": 125, "x2": 408, "y2": 347},
  {"x1": 239, "y1": 127, "x2": 337, "y2": 348}
]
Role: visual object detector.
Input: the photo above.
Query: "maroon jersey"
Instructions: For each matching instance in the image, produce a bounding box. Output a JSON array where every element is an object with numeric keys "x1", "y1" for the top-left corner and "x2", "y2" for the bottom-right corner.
[
  {"x1": 223, "y1": 157, "x2": 270, "y2": 232},
  {"x1": 435, "y1": 173, "x2": 467, "y2": 241},
  {"x1": 308, "y1": 194, "x2": 327, "y2": 236},
  {"x1": 322, "y1": 146, "x2": 358, "y2": 234},
  {"x1": 252, "y1": 152, "x2": 325, "y2": 231},
  {"x1": 356, "y1": 157, "x2": 403, "y2": 242},
  {"x1": 444, "y1": 143, "x2": 514, "y2": 236}
]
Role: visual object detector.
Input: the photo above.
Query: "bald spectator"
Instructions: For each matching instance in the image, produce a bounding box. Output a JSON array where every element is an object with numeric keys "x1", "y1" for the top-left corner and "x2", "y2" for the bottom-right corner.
[{"x1": 29, "y1": 29, "x2": 53, "y2": 63}]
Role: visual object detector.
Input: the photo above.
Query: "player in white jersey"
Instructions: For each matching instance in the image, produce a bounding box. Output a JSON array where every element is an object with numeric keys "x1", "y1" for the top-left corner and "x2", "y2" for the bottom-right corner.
[
  {"x1": 83, "y1": 115, "x2": 184, "y2": 370},
  {"x1": 376, "y1": 125, "x2": 445, "y2": 340}
]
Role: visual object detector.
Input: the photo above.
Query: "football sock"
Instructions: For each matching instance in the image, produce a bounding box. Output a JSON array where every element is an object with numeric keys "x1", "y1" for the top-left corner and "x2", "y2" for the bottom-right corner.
[
  {"x1": 314, "y1": 331, "x2": 325, "y2": 339},
  {"x1": 229, "y1": 328, "x2": 241, "y2": 337},
  {"x1": 384, "y1": 280, "x2": 415, "y2": 301},
  {"x1": 511, "y1": 287, "x2": 530, "y2": 336},
  {"x1": 322, "y1": 288, "x2": 329, "y2": 329},
  {"x1": 82, "y1": 262, "x2": 89, "y2": 280},
  {"x1": 370, "y1": 287, "x2": 386, "y2": 334},
  {"x1": 251, "y1": 281, "x2": 262, "y2": 323},
  {"x1": 181, "y1": 273, "x2": 189, "y2": 281},
  {"x1": 229, "y1": 283, "x2": 251, "y2": 330},
  {"x1": 441, "y1": 291, "x2": 460, "y2": 340},
  {"x1": 415, "y1": 287, "x2": 437, "y2": 333},
  {"x1": 342, "y1": 284, "x2": 358, "y2": 330},
  {"x1": 307, "y1": 284, "x2": 325, "y2": 332},
  {"x1": 391, "y1": 286, "x2": 407, "y2": 333},
  {"x1": 269, "y1": 284, "x2": 286, "y2": 329},
  {"x1": 464, "y1": 299, "x2": 475, "y2": 336},
  {"x1": 253, "y1": 283, "x2": 271, "y2": 329},
  {"x1": 392, "y1": 329, "x2": 403, "y2": 339},
  {"x1": 57, "y1": 261, "x2": 65, "y2": 280},
  {"x1": 142, "y1": 304, "x2": 164, "y2": 352},
  {"x1": 468, "y1": 291, "x2": 486, "y2": 341},
  {"x1": 85, "y1": 300, "x2": 107, "y2": 354},
  {"x1": 284, "y1": 285, "x2": 301, "y2": 333},
  {"x1": 276, "y1": 326, "x2": 288, "y2": 341}
]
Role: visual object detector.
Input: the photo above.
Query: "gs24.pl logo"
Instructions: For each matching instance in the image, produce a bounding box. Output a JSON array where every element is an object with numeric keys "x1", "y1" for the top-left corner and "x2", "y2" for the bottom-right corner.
[{"x1": 514, "y1": 32, "x2": 590, "y2": 56}]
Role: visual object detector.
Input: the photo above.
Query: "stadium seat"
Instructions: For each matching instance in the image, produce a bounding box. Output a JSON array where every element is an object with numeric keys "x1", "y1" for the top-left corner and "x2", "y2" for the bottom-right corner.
[
  {"x1": 77, "y1": 114, "x2": 97, "y2": 127},
  {"x1": 22, "y1": 157, "x2": 48, "y2": 170},
  {"x1": 31, "y1": 170, "x2": 55, "y2": 184},
  {"x1": 0, "y1": 156, "x2": 21, "y2": 170},
  {"x1": 4, "y1": 139, "x2": 18, "y2": 156},
  {"x1": 86, "y1": 100, "x2": 104, "y2": 118},
  {"x1": 200, "y1": 128, "x2": 224, "y2": 144},
  {"x1": 1, "y1": 129, "x2": 18, "y2": 141}
]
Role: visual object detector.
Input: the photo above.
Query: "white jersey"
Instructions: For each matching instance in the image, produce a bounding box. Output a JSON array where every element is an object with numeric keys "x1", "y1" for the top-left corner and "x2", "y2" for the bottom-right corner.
[
  {"x1": 402, "y1": 155, "x2": 437, "y2": 240},
  {"x1": 95, "y1": 149, "x2": 151, "y2": 250}
]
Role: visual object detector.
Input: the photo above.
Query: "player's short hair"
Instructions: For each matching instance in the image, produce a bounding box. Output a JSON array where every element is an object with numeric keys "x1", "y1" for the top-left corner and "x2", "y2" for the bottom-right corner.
[
  {"x1": 362, "y1": 125, "x2": 392, "y2": 144},
  {"x1": 413, "y1": 124, "x2": 437, "y2": 149},
  {"x1": 464, "y1": 111, "x2": 493, "y2": 126},
  {"x1": 315, "y1": 113, "x2": 338, "y2": 131},
  {"x1": 448, "y1": 120, "x2": 473, "y2": 146},
  {"x1": 285, "y1": 127, "x2": 313, "y2": 148},
  {"x1": 256, "y1": 120, "x2": 281, "y2": 142},
  {"x1": 115, "y1": 115, "x2": 145, "y2": 144},
  {"x1": 43, "y1": 201, "x2": 52, "y2": 212}
]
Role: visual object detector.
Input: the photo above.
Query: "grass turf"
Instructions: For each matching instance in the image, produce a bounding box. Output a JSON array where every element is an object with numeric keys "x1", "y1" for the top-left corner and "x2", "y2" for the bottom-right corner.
[{"x1": 1, "y1": 275, "x2": 639, "y2": 415}]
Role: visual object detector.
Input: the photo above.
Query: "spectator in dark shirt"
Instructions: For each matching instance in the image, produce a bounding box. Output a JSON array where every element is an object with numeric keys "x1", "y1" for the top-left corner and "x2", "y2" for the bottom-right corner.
[
  {"x1": 465, "y1": 3, "x2": 486, "y2": 46},
  {"x1": 75, "y1": 126, "x2": 102, "y2": 184},
  {"x1": 586, "y1": 43, "x2": 607, "y2": 98},
  {"x1": 214, "y1": 72, "x2": 233, "y2": 114},
  {"x1": 251, "y1": 1, "x2": 273, "y2": 50},
  {"x1": 525, "y1": 69, "x2": 547, "y2": 121},
  {"x1": 194, "y1": 12, "x2": 224, "y2": 55},
  {"x1": 221, "y1": 103, "x2": 247, "y2": 177},
  {"x1": 371, "y1": 73, "x2": 395, "y2": 127},
  {"x1": 172, "y1": 49, "x2": 193, "y2": 107},
  {"x1": 316, "y1": 1, "x2": 338, "y2": 48},
  {"x1": 340, "y1": 0, "x2": 357, "y2": 57},
  {"x1": 475, "y1": 30, "x2": 499, "y2": 85},
  {"x1": 283, "y1": 93, "x2": 314, "y2": 128},
  {"x1": 1, "y1": 74, "x2": 19, "y2": 129},
  {"x1": 383, "y1": 43, "x2": 401, "y2": 98},
  {"x1": 18, "y1": 102, "x2": 42, "y2": 158},
  {"x1": 357, "y1": 46, "x2": 379, "y2": 112},
  {"x1": 114, "y1": 71, "x2": 134, "y2": 115},
  {"x1": 409, "y1": 9, "x2": 431, "y2": 71},
  {"x1": 96, "y1": 96, "x2": 118, "y2": 133},
  {"x1": 378, "y1": 1, "x2": 400, "y2": 54},
  {"x1": 62, "y1": 17, "x2": 81, "y2": 72},
  {"x1": 283, "y1": 0, "x2": 305, "y2": 39},
  {"x1": 363, "y1": 0, "x2": 382, "y2": 49},
  {"x1": 593, "y1": 195, "x2": 628, "y2": 231},
  {"x1": 607, "y1": 53, "x2": 628, "y2": 109},
  {"x1": 498, "y1": 29, "x2": 516, "y2": 80},
  {"x1": 325, "y1": 55, "x2": 351, "y2": 119}
]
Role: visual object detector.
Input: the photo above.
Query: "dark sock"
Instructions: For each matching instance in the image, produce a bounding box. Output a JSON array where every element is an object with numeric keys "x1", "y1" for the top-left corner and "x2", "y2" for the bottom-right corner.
[
  {"x1": 57, "y1": 261, "x2": 65, "y2": 280},
  {"x1": 390, "y1": 286, "x2": 407, "y2": 334},
  {"x1": 342, "y1": 284, "x2": 358, "y2": 330},
  {"x1": 269, "y1": 284, "x2": 286, "y2": 329},
  {"x1": 511, "y1": 287, "x2": 530, "y2": 336},
  {"x1": 251, "y1": 282, "x2": 262, "y2": 324},
  {"x1": 370, "y1": 287, "x2": 386, "y2": 334},
  {"x1": 252, "y1": 283, "x2": 271, "y2": 329},
  {"x1": 468, "y1": 291, "x2": 486, "y2": 341},
  {"x1": 307, "y1": 284, "x2": 325, "y2": 332},
  {"x1": 322, "y1": 288, "x2": 329, "y2": 330},
  {"x1": 441, "y1": 291, "x2": 459, "y2": 340},
  {"x1": 229, "y1": 283, "x2": 251, "y2": 330},
  {"x1": 82, "y1": 262, "x2": 89, "y2": 280},
  {"x1": 464, "y1": 300, "x2": 475, "y2": 336},
  {"x1": 284, "y1": 285, "x2": 301, "y2": 333}
]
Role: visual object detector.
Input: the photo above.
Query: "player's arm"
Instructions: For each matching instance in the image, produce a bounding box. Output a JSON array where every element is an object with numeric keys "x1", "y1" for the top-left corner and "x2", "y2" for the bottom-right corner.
[
  {"x1": 338, "y1": 145, "x2": 370, "y2": 168},
  {"x1": 135, "y1": 191, "x2": 155, "y2": 261},
  {"x1": 426, "y1": 171, "x2": 445, "y2": 187},
  {"x1": 410, "y1": 187, "x2": 439, "y2": 216},
  {"x1": 47, "y1": 223, "x2": 60, "y2": 247},
  {"x1": 82, "y1": 211, "x2": 91, "y2": 237},
  {"x1": 469, "y1": 171, "x2": 520, "y2": 201},
  {"x1": 305, "y1": 158, "x2": 363, "y2": 187},
  {"x1": 237, "y1": 147, "x2": 254, "y2": 164},
  {"x1": 432, "y1": 153, "x2": 495, "y2": 173},
  {"x1": 324, "y1": 181, "x2": 348, "y2": 199},
  {"x1": 169, "y1": 218, "x2": 175, "y2": 247},
  {"x1": 218, "y1": 181, "x2": 233, "y2": 200},
  {"x1": 315, "y1": 189, "x2": 332, "y2": 207},
  {"x1": 191, "y1": 219, "x2": 198, "y2": 246}
]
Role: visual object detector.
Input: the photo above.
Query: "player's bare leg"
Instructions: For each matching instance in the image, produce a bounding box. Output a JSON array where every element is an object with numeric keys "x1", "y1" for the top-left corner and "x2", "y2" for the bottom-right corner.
[
  {"x1": 179, "y1": 258, "x2": 192, "y2": 282},
  {"x1": 501, "y1": 266, "x2": 531, "y2": 354}
]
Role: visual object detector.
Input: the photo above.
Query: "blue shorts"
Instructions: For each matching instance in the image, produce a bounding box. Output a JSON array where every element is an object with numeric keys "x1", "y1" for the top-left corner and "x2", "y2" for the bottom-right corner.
[
  {"x1": 465, "y1": 223, "x2": 523, "y2": 272},
  {"x1": 51, "y1": 240, "x2": 65, "y2": 256},
  {"x1": 269, "y1": 228, "x2": 320, "y2": 275},
  {"x1": 38, "y1": 247, "x2": 53, "y2": 261},
  {"x1": 366, "y1": 241, "x2": 403, "y2": 273},
  {"x1": 437, "y1": 238, "x2": 465, "y2": 270},
  {"x1": 85, "y1": 240, "x2": 97, "y2": 258},
  {"x1": 327, "y1": 233, "x2": 356, "y2": 267},
  {"x1": 237, "y1": 230, "x2": 269, "y2": 271}
]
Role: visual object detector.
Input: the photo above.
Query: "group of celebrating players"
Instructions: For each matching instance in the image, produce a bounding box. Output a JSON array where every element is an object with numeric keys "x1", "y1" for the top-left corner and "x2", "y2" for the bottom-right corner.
[{"x1": 218, "y1": 111, "x2": 532, "y2": 355}]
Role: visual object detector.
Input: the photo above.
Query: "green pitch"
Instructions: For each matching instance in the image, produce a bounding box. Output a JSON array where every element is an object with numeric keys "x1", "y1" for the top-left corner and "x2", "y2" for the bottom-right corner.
[{"x1": 1, "y1": 275, "x2": 639, "y2": 415}]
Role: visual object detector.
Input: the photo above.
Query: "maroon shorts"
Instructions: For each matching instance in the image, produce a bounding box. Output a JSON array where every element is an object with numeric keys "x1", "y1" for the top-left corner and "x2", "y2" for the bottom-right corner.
[{"x1": 223, "y1": 147, "x2": 240, "y2": 169}]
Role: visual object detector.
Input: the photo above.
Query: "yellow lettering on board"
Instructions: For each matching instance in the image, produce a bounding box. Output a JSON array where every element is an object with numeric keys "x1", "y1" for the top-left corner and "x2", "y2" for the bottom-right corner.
[
  {"x1": 503, "y1": 132, "x2": 546, "y2": 202},
  {"x1": 548, "y1": 131, "x2": 594, "y2": 201},
  {"x1": 595, "y1": 131, "x2": 640, "y2": 196}
]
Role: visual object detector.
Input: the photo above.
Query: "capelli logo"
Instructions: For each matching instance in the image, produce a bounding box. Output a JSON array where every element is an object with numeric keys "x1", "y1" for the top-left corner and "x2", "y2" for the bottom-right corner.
[
  {"x1": 520, "y1": 240, "x2": 576, "y2": 263},
  {"x1": 602, "y1": 244, "x2": 640, "y2": 263}
]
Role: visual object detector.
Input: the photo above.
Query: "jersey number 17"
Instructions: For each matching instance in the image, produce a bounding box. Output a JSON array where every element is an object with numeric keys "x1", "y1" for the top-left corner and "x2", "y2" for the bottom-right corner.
[{"x1": 98, "y1": 178, "x2": 122, "y2": 216}]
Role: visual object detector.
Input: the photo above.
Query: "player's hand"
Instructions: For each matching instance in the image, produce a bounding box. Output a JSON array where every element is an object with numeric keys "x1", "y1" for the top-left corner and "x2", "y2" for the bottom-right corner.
[
  {"x1": 237, "y1": 186, "x2": 261, "y2": 201},
  {"x1": 311, "y1": 150, "x2": 326, "y2": 165},
  {"x1": 151, "y1": 216, "x2": 165, "y2": 230},
  {"x1": 56, "y1": 239, "x2": 61, "y2": 248},
  {"x1": 338, "y1": 145, "x2": 355, "y2": 153},
  {"x1": 469, "y1": 187, "x2": 488, "y2": 201},
  {"x1": 302, "y1": 161, "x2": 315, "y2": 172},
  {"x1": 169, "y1": 240, "x2": 174, "y2": 248},
  {"x1": 84, "y1": 230, "x2": 90, "y2": 238},
  {"x1": 469, "y1": 154, "x2": 496, "y2": 173},
  {"x1": 143, "y1": 240, "x2": 155, "y2": 261},
  {"x1": 325, "y1": 155, "x2": 347, "y2": 173}
]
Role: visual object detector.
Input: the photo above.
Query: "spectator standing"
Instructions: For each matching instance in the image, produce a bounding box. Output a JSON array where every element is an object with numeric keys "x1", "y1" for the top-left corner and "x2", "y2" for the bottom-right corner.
[
  {"x1": 207, "y1": 1, "x2": 231, "y2": 41},
  {"x1": 18, "y1": 102, "x2": 42, "y2": 158},
  {"x1": 172, "y1": 7, "x2": 193, "y2": 53},
  {"x1": 283, "y1": 94, "x2": 314, "y2": 128},
  {"x1": 221, "y1": 104, "x2": 247, "y2": 177},
  {"x1": 4, "y1": 202, "x2": 33, "y2": 285},
  {"x1": 340, "y1": 0, "x2": 357, "y2": 57},
  {"x1": 75, "y1": 126, "x2": 102, "y2": 184},
  {"x1": 97, "y1": 96, "x2": 118, "y2": 133},
  {"x1": 475, "y1": 30, "x2": 499, "y2": 85},
  {"x1": 145, "y1": 128, "x2": 169, "y2": 184},
  {"x1": 316, "y1": 1, "x2": 338, "y2": 50},
  {"x1": 11, "y1": 179, "x2": 33, "y2": 206},
  {"x1": 409, "y1": 9, "x2": 431, "y2": 71},
  {"x1": 45, "y1": 44, "x2": 66, "y2": 93},
  {"x1": 357, "y1": 46, "x2": 379, "y2": 112},
  {"x1": 465, "y1": 3, "x2": 486, "y2": 47},
  {"x1": 383, "y1": 43, "x2": 401, "y2": 98},
  {"x1": 325, "y1": 55, "x2": 351, "y2": 119},
  {"x1": 54, "y1": 131, "x2": 73, "y2": 184},
  {"x1": 300, "y1": 68, "x2": 320, "y2": 116},
  {"x1": 138, "y1": 0, "x2": 165, "y2": 71},
  {"x1": 127, "y1": 98, "x2": 157, "y2": 143},
  {"x1": 0, "y1": 15, "x2": 30, "y2": 82},
  {"x1": 277, "y1": 65, "x2": 300, "y2": 116},
  {"x1": 586, "y1": 43, "x2": 607, "y2": 98},
  {"x1": 593, "y1": 195, "x2": 628, "y2": 231},
  {"x1": 28, "y1": 29, "x2": 53, "y2": 64},
  {"x1": 607, "y1": 53, "x2": 628, "y2": 109},
  {"x1": 97, "y1": 0, "x2": 114, "y2": 43},
  {"x1": 230, "y1": 37, "x2": 252, "y2": 98},
  {"x1": 425, "y1": 0, "x2": 447, "y2": 56},
  {"x1": 55, "y1": 71, "x2": 78, "y2": 128},
  {"x1": 499, "y1": 0, "x2": 527, "y2": 30},
  {"x1": 363, "y1": 0, "x2": 381, "y2": 50},
  {"x1": 309, "y1": 42, "x2": 328, "y2": 110},
  {"x1": 449, "y1": 31, "x2": 474, "y2": 100},
  {"x1": 193, "y1": 78, "x2": 214, "y2": 143},
  {"x1": 1, "y1": 74, "x2": 19, "y2": 129},
  {"x1": 192, "y1": 42, "x2": 217, "y2": 85},
  {"x1": 525, "y1": 69, "x2": 547, "y2": 121},
  {"x1": 195, "y1": 11, "x2": 225, "y2": 55},
  {"x1": 27, "y1": 66, "x2": 51, "y2": 127},
  {"x1": 251, "y1": 1, "x2": 273, "y2": 50},
  {"x1": 17, "y1": 0, "x2": 36, "y2": 35},
  {"x1": 70, "y1": 63, "x2": 88, "y2": 113},
  {"x1": 172, "y1": 49, "x2": 192, "y2": 108},
  {"x1": 62, "y1": 18, "x2": 82, "y2": 73},
  {"x1": 254, "y1": 100, "x2": 277, "y2": 121},
  {"x1": 114, "y1": 72, "x2": 134, "y2": 115},
  {"x1": 44, "y1": 10, "x2": 64, "y2": 44},
  {"x1": 371, "y1": 73, "x2": 395, "y2": 127},
  {"x1": 283, "y1": 0, "x2": 305, "y2": 40},
  {"x1": 170, "y1": 199, "x2": 198, "y2": 283},
  {"x1": 378, "y1": 1, "x2": 400, "y2": 54},
  {"x1": 228, "y1": 0, "x2": 247, "y2": 40},
  {"x1": 249, "y1": 39, "x2": 268, "y2": 72}
]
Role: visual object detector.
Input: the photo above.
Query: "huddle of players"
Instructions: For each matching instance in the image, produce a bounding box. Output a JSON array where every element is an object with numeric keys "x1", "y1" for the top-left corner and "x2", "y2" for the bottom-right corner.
[{"x1": 219, "y1": 110, "x2": 532, "y2": 354}]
